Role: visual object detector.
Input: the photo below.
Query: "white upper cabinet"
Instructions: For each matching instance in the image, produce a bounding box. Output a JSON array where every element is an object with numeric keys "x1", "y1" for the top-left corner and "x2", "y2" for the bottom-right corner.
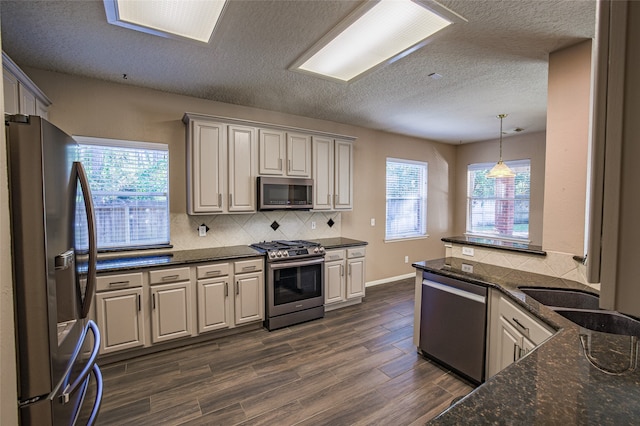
[
  {"x1": 228, "y1": 125, "x2": 257, "y2": 212},
  {"x1": 187, "y1": 120, "x2": 227, "y2": 214},
  {"x1": 312, "y1": 136, "x2": 334, "y2": 210},
  {"x1": 259, "y1": 129, "x2": 311, "y2": 177},
  {"x1": 334, "y1": 140, "x2": 354, "y2": 210},
  {"x1": 3, "y1": 52, "x2": 51, "y2": 118}
]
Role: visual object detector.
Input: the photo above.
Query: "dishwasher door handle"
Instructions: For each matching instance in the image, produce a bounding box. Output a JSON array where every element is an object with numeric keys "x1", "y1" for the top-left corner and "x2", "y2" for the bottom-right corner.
[{"x1": 423, "y1": 280, "x2": 486, "y2": 304}]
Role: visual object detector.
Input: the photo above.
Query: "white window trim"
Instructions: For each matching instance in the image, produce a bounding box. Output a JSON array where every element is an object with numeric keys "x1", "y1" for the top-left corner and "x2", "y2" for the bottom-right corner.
[{"x1": 385, "y1": 157, "x2": 428, "y2": 241}]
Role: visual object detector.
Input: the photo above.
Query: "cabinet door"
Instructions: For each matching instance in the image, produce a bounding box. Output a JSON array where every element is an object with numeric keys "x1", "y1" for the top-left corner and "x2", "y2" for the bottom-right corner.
[
  {"x1": 151, "y1": 282, "x2": 193, "y2": 343},
  {"x1": 492, "y1": 316, "x2": 523, "y2": 376},
  {"x1": 346, "y1": 257, "x2": 365, "y2": 299},
  {"x1": 259, "y1": 129, "x2": 285, "y2": 175},
  {"x1": 197, "y1": 278, "x2": 231, "y2": 333},
  {"x1": 228, "y1": 125, "x2": 256, "y2": 212},
  {"x1": 189, "y1": 120, "x2": 226, "y2": 213},
  {"x1": 325, "y1": 261, "x2": 345, "y2": 304},
  {"x1": 312, "y1": 136, "x2": 334, "y2": 210},
  {"x1": 334, "y1": 140, "x2": 353, "y2": 209},
  {"x1": 3, "y1": 69, "x2": 19, "y2": 115},
  {"x1": 95, "y1": 288, "x2": 145, "y2": 354},
  {"x1": 18, "y1": 83, "x2": 36, "y2": 115},
  {"x1": 286, "y1": 133, "x2": 311, "y2": 177},
  {"x1": 234, "y1": 272, "x2": 264, "y2": 325}
]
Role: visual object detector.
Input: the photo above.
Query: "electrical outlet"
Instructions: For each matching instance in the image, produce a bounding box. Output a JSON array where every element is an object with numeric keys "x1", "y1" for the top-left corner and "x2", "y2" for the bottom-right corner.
[
  {"x1": 461, "y1": 263, "x2": 474, "y2": 273},
  {"x1": 370, "y1": 218, "x2": 375, "y2": 227},
  {"x1": 462, "y1": 247, "x2": 474, "y2": 256},
  {"x1": 311, "y1": 221, "x2": 316, "y2": 230},
  {"x1": 198, "y1": 225, "x2": 207, "y2": 237},
  {"x1": 404, "y1": 256, "x2": 409, "y2": 264}
]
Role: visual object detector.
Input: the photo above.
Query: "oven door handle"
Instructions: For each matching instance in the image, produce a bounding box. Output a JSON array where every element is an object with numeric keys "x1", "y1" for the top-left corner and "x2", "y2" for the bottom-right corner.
[{"x1": 268, "y1": 257, "x2": 325, "y2": 270}]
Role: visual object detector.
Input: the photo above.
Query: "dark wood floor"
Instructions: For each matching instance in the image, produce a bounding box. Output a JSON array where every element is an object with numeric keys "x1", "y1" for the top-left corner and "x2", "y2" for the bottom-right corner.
[{"x1": 94, "y1": 278, "x2": 474, "y2": 425}]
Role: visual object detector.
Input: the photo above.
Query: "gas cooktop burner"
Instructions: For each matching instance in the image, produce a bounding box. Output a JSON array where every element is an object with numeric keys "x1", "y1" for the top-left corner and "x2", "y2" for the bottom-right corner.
[{"x1": 251, "y1": 240, "x2": 325, "y2": 261}]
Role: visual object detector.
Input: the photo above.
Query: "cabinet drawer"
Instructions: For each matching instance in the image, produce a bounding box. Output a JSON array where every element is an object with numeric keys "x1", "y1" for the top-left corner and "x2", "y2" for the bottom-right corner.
[
  {"x1": 234, "y1": 258, "x2": 263, "y2": 274},
  {"x1": 347, "y1": 247, "x2": 366, "y2": 259},
  {"x1": 96, "y1": 272, "x2": 143, "y2": 292},
  {"x1": 197, "y1": 263, "x2": 230, "y2": 279},
  {"x1": 325, "y1": 249, "x2": 345, "y2": 262},
  {"x1": 499, "y1": 295, "x2": 553, "y2": 345},
  {"x1": 149, "y1": 267, "x2": 191, "y2": 284}
]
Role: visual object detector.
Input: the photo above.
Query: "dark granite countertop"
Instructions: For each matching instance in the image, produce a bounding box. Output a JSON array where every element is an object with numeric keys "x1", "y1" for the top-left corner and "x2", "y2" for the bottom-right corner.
[
  {"x1": 413, "y1": 258, "x2": 640, "y2": 424},
  {"x1": 442, "y1": 235, "x2": 546, "y2": 256},
  {"x1": 96, "y1": 238, "x2": 368, "y2": 273}
]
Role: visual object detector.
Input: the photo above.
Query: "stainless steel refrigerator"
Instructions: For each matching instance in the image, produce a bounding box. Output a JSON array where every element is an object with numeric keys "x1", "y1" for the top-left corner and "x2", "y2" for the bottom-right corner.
[{"x1": 6, "y1": 115, "x2": 103, "y2": 425}]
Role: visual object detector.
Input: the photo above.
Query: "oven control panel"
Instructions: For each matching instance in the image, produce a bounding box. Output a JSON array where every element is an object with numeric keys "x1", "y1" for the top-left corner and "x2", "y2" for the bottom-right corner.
[{"x1": 267, "y1": 246, "x2": 325, "y2": 259}]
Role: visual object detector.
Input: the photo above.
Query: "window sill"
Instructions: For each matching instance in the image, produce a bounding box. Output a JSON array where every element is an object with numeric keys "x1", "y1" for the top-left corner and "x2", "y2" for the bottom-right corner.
[
  {"x1": 442, "y1": 235, "x2": 546, "y2": 256},
  {"x1": 384, "y1": 235, "x2": 429, "y2": 243}
]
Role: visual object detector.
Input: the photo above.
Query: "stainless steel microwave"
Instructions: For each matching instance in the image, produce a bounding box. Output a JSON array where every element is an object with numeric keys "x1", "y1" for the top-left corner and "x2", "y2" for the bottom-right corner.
[{"x1": 257, "y1": 176, "x2": 313, "y2": 210}]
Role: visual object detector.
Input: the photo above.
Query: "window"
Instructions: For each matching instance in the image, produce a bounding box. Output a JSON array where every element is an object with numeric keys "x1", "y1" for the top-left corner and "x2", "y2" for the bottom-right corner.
[
  {"x1": 467, "y1": 159, "x2": 530, "y2": 240},
  {"x1": 385, "y1": 158, "x2": 427, "y2": 240},
  {"x1": 75, "y1": 136, "x2": 170, "y2": 250}
]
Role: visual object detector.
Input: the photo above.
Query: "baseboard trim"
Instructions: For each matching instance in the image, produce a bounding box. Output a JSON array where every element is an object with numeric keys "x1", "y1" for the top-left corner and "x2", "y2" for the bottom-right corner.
[{"x1": 366, "y1": 273, "x2": 416, "y2": 288}]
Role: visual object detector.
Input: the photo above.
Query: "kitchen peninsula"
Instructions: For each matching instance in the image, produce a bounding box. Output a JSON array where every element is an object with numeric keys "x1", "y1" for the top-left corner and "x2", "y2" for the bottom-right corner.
[{"x1": 414, "y1": 257, "x2": 640, "y2": 424}]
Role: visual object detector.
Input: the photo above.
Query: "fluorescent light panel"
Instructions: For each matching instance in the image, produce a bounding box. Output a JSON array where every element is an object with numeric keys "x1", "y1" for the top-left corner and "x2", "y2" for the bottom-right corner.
[
  {"x1": 104, "y1": 0, "x2": 226, "y2": 43},
  {"x1": 294, "y1": 0, "x2": 456, "y2": 82}
]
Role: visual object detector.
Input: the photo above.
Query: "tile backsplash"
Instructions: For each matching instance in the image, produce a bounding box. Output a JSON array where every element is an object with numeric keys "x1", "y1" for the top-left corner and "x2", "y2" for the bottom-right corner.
[
  {"x1": 170, "y1": 211, "x2": 341, "y2": 250},
  {"x1": 448, "y1": 244, "x2": 599, "y2": 290}
]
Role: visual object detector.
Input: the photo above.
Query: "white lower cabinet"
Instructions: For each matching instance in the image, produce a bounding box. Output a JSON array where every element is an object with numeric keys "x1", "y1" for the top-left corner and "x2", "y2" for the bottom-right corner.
[
  {"x1": 196, "y1": 262, "x2": 232, "y2": 333},
  {"x1": 94, "y1": 272, "x2": 145, "y2": 354},
  {"x1": 234, "y1": 259, "x2": 264, "y2": 325},
  {"x1": 324, "y1": 246, "x2": 366, "y2": 310},
  {"x1": 486, "y1": 289, "x2": 554, "y2": 378},
  {"x1": 150, "y1": 267, "x2": 193, "y2": 344}
]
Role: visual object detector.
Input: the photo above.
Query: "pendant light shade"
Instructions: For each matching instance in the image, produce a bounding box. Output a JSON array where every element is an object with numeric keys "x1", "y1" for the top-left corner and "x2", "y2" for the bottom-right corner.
[{"x1": 487, "y1": 114, "x2": 516, "y2": 178}]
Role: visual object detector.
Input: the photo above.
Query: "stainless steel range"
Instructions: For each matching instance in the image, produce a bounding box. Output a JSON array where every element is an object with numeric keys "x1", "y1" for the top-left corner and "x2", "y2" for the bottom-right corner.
[{"x1": 251, "y1": 240, "x2": 325, "y2": 330}]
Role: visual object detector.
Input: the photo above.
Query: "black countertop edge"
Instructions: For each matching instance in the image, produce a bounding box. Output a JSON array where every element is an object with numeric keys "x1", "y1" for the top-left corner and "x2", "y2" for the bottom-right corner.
[
  {"x1": 442, "y1": 235, "x2": 546, "y2": 256},
  {"x1": 96, "y1": 238, "x2": 368, "y2": 273},
  {"x1": 414, "y1": 259, "x2": 640, "y2": 425}
]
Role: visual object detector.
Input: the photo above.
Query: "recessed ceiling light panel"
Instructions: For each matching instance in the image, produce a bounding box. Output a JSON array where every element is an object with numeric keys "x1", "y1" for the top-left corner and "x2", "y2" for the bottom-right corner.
[
  {"x1": 104, "y1": 0, "x2": 227, "y2": 44},
  {"x1": 291, "y1": 0, "x2": 465, "y2": 83}
]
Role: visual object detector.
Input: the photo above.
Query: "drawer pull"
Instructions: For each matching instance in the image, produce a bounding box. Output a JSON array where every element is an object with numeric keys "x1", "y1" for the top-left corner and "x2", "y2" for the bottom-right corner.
[
  {"x1": 206, "y1": 270, "x2": 222, "y2": 276},
  {"x1": 225, "y1": 282, "x2": 228, "y2": 297},
  {"x1": 162, "y1": 274, "x2": 180, "y2": 281},
  {"x1": 108, "y1": 280, "x2": 129, "y2": 288},
  {"x1": 137, "y1": 294, "x2": 141, "y2": 311},
  {"x1": 513, "y1": 343, "x2": 519, "y2": 362},
  {"x1": 352, "y1": 252, "x2": 362, "y2": 257},
  {"x1": 512, "y1": 317, "x2": 530, "y2": 334},
  {"x1": 242, "y1": 265, "x2": 256, "y2": 271},
  {"x1": 235, "y1": 282, "x2": 239, "y2": 295},
  {"x1": 152, "y1": 293, "x2": 156, "y2": 310}
]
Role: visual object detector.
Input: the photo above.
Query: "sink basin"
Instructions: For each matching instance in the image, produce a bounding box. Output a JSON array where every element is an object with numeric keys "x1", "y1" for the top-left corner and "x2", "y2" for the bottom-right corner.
[
  {"x1": 554, "y1": 309, "x2": 640, "y2": 337},
  {"x1": 519, "y1": 287, "x2": 600, "y2": 310}
]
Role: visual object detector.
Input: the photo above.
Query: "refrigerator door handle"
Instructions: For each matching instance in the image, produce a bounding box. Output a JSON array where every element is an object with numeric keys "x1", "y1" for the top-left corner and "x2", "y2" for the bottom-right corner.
[
  {"x1": 60, "y1": 320, "x2": 101, "y2": 404},
  {"x1": 85, "y1": 363, "x2": 103, "y2": 426},
  {"x1": 75, "y1": 162, "x2": 98, "y2": 319}
]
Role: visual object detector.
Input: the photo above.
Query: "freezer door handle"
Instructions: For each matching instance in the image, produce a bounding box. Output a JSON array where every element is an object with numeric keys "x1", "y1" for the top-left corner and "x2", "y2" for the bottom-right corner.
[
  {"x1": 60, "y1": 320, "x2": 101, "y2": 404},
  {"x1": 75, "y1": 162, "x2": 98, "y2": 319}
]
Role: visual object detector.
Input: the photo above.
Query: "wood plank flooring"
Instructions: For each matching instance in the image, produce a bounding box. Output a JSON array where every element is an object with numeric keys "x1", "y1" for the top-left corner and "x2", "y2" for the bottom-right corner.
[{"x1": 93, "y1": 278, "x2": 475, "y2": 425}]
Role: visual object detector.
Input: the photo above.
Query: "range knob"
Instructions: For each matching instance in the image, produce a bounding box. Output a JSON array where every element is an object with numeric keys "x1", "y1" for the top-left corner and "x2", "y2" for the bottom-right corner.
[
  {"x1": 319, "y1": 246, "x2": 325, "y2": 253},
  {"x1": 269, "y1": 251, "x2": 277, "y2": 259},
  {"x1": 283, "y1": 251, "x2": 289, "y2": 257},
  {"x1": 313, "y1": 247, "x2": 319, "y2": 253},
  {"x1": 276, "y1": 250, "x2": 283, "y2": 257}
]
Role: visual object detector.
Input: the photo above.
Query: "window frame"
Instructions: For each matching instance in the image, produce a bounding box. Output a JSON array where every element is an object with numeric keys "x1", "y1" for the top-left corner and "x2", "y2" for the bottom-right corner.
[
  {"x1": 74, "y1": 135, "x2": 170, "y2": 252},
  {"x1": 385, "y1": 157, "x2": 428, "y2": 242},
  {"x1": 466, "y1": 159, "x2": 531, "y2": 242}
]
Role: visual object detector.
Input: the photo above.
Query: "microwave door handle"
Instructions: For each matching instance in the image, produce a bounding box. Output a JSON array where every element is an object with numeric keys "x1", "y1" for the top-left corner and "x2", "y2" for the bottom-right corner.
[
  {"x1": 60, "y1": 320, "x2": 101, "y2": 404},
  {"x1": 75, "y1": 162, "x2": 97, "y2": 319}
]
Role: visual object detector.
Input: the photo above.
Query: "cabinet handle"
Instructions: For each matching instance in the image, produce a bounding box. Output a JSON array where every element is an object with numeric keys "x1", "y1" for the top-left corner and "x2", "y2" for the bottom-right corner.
[
  {"x1": 340, "y1": 264, "x2": 344, "y2": 276},
  {"x1": 162, "y1": 274, "x2": 179, "y2": 281},
  {"x1": 513, "y1": 343, "x2": 519, "y2": 362},
  {"x1": 137, "y1": 294, "x2": 141, "y2": 311},
  {"x1": 109, "y1": 280, "x2": 129, "y2": 288},
  {"x1": 512, "y1": 318, "x2": 530, "y2": 334},
  {"x1": 327, "y1": 194, "x2": 331, "y2": 205},
  {"x1": 242, "y1": 265, "x2": 256, "y2": 271},
  {"x1": 288, "y1": 159, "x2": 291, "y2": 172},
  {"x1": 279, "y1": 158, "x2": 282, "y2": 171},
  {"x1": 152, "y1": 293, "x2": 156, "y2": 310},
  {"x1": 348, "y1": 264, "x2": 352, "y2": 276},
  {"x1": 205, "y1": 270, "x2": 221, "y2": 276},
  {"x1": 225, "y1": 282, "x2": 228, "y2": 297},
  {"x1": 235, "y1": 281, "x2": 239, "y2": 295},
  {"x1": 334, "y1": 193, "x2": 338, "y2": 204},
  {"x1": 218, "y1": 193, "x2": 222, "y2": 207}
]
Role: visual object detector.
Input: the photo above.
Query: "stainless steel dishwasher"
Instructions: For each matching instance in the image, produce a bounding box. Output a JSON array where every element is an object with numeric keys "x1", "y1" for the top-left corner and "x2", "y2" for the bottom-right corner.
[{"x1": 419, "y1": 271, "x2": 487, "y2": 384}]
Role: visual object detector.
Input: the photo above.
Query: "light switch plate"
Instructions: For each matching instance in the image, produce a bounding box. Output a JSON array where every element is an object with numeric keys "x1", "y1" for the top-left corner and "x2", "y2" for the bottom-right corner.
[
  {"x1": 462, "y1": 247, "x2": 474, "y2": 256},
  {"x1": 198, "y1": 225, "x2": 207, "y2": 237},
  {"x1": 370, "y1": 218, "x2": 375, "y2": 226},
  {"x1": 311, "y1": 221, "x2": 316, "y2": 230}
]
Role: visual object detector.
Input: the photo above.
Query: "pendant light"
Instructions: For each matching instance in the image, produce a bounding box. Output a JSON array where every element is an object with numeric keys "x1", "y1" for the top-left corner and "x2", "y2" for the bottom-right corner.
[{"x1": 487, "y1": 114, "x2": 516, "y2": 178}]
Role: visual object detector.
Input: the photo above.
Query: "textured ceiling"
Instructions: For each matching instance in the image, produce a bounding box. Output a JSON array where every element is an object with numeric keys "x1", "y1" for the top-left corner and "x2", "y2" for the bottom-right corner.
[{"x1": 0, "y1": 0, "x2": 596, "y2": 143}]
